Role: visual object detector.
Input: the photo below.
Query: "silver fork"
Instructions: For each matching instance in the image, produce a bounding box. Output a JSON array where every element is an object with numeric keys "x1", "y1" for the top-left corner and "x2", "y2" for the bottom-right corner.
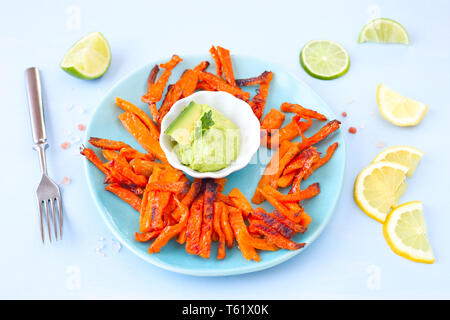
[{"x1": 25, "y1": 67, "x2": 63, "y2": 243}]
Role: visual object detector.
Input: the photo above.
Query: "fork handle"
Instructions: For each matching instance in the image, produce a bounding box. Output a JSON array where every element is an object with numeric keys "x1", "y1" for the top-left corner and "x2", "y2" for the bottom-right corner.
[
  {"x1": 25, "y1": 67, "x2": 48, "y2": 175},
  {"x1": 25, "y1": 67, "x2": 47, "y2": 145}
]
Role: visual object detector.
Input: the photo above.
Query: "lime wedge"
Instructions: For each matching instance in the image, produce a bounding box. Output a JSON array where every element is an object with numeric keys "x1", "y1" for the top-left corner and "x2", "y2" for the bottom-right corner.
[
  {"x1": 300, "y1": 40, "x2": 350, "y2": 80},
  {"x1": 359, "y1": 18, "x2": 410, "y2": 44},
  {"x1": 60, "y1": 32, "x2": 111, "y2": 79}
]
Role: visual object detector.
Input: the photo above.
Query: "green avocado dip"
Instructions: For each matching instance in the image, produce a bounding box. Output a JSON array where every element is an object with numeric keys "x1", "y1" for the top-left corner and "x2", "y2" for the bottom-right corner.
[{"x1": 165, "y1": 101, "x2": 240, "y2": 172}]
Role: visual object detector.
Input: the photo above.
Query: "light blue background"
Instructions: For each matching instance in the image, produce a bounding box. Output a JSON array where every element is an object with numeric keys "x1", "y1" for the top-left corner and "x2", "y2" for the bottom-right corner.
[{"x1": 1, "y1": 0, "x2": 449, "y2": 299}]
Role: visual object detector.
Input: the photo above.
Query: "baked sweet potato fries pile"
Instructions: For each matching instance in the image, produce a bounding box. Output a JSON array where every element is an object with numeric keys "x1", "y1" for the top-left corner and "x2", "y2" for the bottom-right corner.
[
  {"x1": 252, "y1": 103, "x2": 341, "y2": 228},
  {"x1": 140, "y1": 45, "x2": 272, "y2": 124},
  {"x1": 81, "y1": 46, "x2": 341, "y2": 261}
]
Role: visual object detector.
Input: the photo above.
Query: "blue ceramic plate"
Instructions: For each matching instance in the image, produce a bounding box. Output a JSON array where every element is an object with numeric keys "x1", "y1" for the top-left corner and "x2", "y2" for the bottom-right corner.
[{"x1": 84, "y1": 54, "x2": 346, "y2": 276}]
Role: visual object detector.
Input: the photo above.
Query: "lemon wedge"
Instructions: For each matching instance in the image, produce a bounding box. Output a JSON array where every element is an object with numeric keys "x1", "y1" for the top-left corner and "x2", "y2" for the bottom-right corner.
[
  {"x1": 377, "y1": 84, "x2": 428, "y2": 126},
  {"x1": 373, "y1": 146, "x2": 423, "y2": 177},
  {"x1": 383, "y1": 201, "x2": 434, "y2": 263},
  {"x1": 354, "y1": 161, "x2": 409, "y2": 223}
]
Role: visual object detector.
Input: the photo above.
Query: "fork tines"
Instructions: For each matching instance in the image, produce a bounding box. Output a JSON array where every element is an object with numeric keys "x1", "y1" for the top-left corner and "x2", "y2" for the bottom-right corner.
[{"x1": 38, "y1": 196, "x2": 63, "y2": 243}]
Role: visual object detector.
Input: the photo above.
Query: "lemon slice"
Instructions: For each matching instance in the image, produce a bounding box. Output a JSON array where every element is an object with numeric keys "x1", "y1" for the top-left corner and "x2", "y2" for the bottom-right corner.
[
  {"x1": 383, "y1": 201, "x2": 434, "y2": 263},
  {"x1": 377, "y1": 84, "x2": 428, "y2": 126},
  {"x1": 60, "y1": 32, "x2": 111, "y2": 79},
  {"x1": 373, "y1": 146, "x2": 423, "y2": 177},
  {"x1": 354, "y1": 161, "x2": 409, "y2": 223}
]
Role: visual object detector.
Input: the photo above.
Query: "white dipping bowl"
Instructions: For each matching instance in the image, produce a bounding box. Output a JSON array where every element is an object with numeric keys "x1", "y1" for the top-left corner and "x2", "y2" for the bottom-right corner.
[{"x1": 160, "y1": 91, "x2": 260, "y2": 179}]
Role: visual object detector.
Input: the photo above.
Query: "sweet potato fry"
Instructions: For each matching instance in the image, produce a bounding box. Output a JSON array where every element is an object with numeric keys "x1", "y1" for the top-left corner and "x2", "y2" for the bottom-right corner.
[
  {"x1": 119, "y1": 147, "x2": 154, "y2": 162},
  {"x1": 280, "y1": 102, "x2": 327, "y2": 121},
  {"x1": 284, "y1": 146, "x2": 318, "y2": 175},
  {"x1": 181, "y1": 179, "x2": 203, "y2": 207},
  {"x1": 147, "y1": 64, "x2": 159, "y2": 87},
  {"x1": 135, "y1": 230, "x2": 161, "y2": 242},
  {"x1": 185, "y1": 194, "x2": 204, "y2": 255},
  {"x1": 198, "y1": 71, "x2": 250, "y2": 101},
  {"x1": 105, "y1": 183, "x2": 142, "y2": 212},
  {"x1": 179, "y1": 69, "x2": 199, "y2": 98},
  {"x1": 297, "y1": 117, "x2": 313, "y2": 133},
  {"x1": 297, "y1": 208, "x2": 312, "y2": 228},
  {"x1": 101, "y1": 149, "x2": 121, "y2": 162},
  {"x1": 304, "y1": 142, "x2": 338, "y2": 179},
  {"x1": 107, "y1": 161, "x2": 143, "y2": 187},
  {"x1": 229, "y1": 207, "x2": 278, "y2": 252},
  {"x1": 196, "y1": 81, "x2": 216, "y2": 91},
  {"x1": 216, "y1": 193, "x2": 234, "y2": 207},
  {"x1": 148, "y1": 197, "x2": 190, "y2": 253},
  {"x1": 139, "y1": 167, "x2": 162, "y2": 232},
  {"x1": 260, "y1": 109, "x2": 286, "y2": 147},
  {"x1": 150, "y1": 169, "x2": 183, "y2": 230},
  {"x1": 264, "y1": 183, "x2": 320, "y2": 203},
  {"x1": 172, "y1": 178, "x2": 202, "y2": 222},
  {"x1": 141, "y1": 54, "x2": 182, "y2": 104},
  {"x1": 249, "y1": 71, "x2": 273, "y2": 120},
  {"x1": 251, "y1": 207, "x2": 295, "y2": 238},
  {"x1": 277, "y1": 172, "x2": 296, "y2": 188},
  {"x1": 130, "y1": 159, "x2": 171, "y2": 177},
  {"x1": 145, "y1": 65, "x2": 161, "y2": 121},
  {"x1": 146, "y1": 190, "x2": 166, "y2": 231},
  {"x1": 214, "y1": 178, "x2": 227, "y2": 193},
  {"x1": 115, "y1": 97, "x2": 160, "y2": 140},
  {"x1": 229, "y1": 188, "x2": 253, "y2": 218},
  {"x1": 80, "y1": 147, "x2": 111, "y2": 177},
  {"x1": 119, "y1": 112, "x2": 167, "y2": 162},
  {"x1": 276, "y1": 142, "x2": 300, "y2": 178},
  {"x1": 249, "y1": 219, "x2": 305, "y2": 250},
  {"x1": 193, "y1": 60, "x2": 210, "y2": 72},
  {"x1": 261, "y1": 108, "x2": 286, "y2": 131},
  {"x1": 290, "y1": 147, "x2": 320, "y2": 194},
  {"x1": 148, "y1": 103, "x2": 159, "y2": 123},
  {"x1": 156, "y1": 84, "x2": 183, "y2": 124},
  {"x1": 89, "y1": 137, "x2": 130, "y2": 150},
  {"x1": 298, "y1": 120, "x2": 341, "y2": 151},
  {"x1": 268, "y1": 115, "x2": 303, "y2": 149},
  {"x1": 213, "y1": 202, "x2": 226, "y2": 259},
  {"x1": 222, "y1": 204, "x2": 234, "y2": 248},
  {"x1": 176, "y1": 227, "x2": 187, "y2": 244},
  {"x1": 157, "y1": 69, "x2": 199, "y2": 123},
  {"x1": 256, "y1": 186, "x2": 299, "y2": 223},
  {"x1": 228, "y1": 207, "x2": 260, "y2": 261},
  {"x1": 209, "y1": 46, "x2": 222, "y2": 77},
  {"x1": 103, "y1": 151, "x2": 148, "y2": 187},
  {"x1": 164, "y1": 196, "x2": 179, "y2": 225},
  {"x1": 105, "y1": 162, "x2": 135, "y2": 186},
  {"x1": 271, "y1": 209, "x2": 305, "y2": 234},
  {"x1": 249, "y1": 236, "x2": 279, "y2": 251},
  {"x1": 199, "y1": 180, "x2": 218, "y2": 259},
  {"x1": 216, "y1": 46, "x2": 236, "y2": 86},
  {"x1": 128, "y1": 186, "x2": 144, "y2": 196},
  {"x1": 146, "y1": 181, "x2": 189, "y2": 194},
  {"x1": 252, "y1": 140, "x2": 292, "y2": 204},
  {"x1": 236, "y1": 71, "x2": 272, "y2": 87}
]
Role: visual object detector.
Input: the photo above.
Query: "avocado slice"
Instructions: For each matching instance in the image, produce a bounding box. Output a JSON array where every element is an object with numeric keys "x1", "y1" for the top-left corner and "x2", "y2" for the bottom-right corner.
[{"x1": 165, "y1": 101, "x2": 203, "y2": 145}]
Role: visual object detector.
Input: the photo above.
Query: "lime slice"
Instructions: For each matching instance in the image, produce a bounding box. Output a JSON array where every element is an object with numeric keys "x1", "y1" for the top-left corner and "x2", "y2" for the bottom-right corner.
[
  {"x1": 359, "y1": 18, "x2": 410, "y2": 44},
  {"x1": 61, "y1": 32, "x2": 111, "y2": 79},
  {"x1": 300, "y1": 40, "x2": 350, "y2": 80},
  {"x1": 383, "y1": 201, "x2": 434, "y2": 263}
]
